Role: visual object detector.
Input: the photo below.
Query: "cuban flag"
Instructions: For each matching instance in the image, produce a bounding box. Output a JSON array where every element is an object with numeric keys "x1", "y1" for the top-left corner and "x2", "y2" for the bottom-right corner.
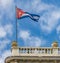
[{"x1": 16, "y1": 7, "x2": 40, "y2": 22}]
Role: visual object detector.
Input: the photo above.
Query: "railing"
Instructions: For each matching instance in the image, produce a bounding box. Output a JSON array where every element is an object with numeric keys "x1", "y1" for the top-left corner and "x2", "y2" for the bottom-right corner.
[
  {"x1": 19, "y1": 47, "x2": 53, "y2": 54},
  {"x1": 11, "y1": 47, "x2": 60, "y2": 56}
]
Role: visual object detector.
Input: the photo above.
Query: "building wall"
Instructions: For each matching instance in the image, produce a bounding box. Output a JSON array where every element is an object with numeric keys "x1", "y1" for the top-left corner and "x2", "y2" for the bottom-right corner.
[{"x1": 5, "y1": 42, "x2": 60, "y2": 63}]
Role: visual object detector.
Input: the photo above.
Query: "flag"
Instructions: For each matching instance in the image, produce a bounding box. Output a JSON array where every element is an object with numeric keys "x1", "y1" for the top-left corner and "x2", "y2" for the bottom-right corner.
[{"x1": 16, "y1": 7, "x2": 40, "y2": 22}]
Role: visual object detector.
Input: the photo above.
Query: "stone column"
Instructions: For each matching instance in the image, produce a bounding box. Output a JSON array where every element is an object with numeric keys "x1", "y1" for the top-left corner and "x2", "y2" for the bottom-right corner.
[
  {"x1": 51, "y1": 42, "x2": 58, "y2": 55},
  {"x1": 11, "y1": 41, "x2": 19, "y2": 56}
]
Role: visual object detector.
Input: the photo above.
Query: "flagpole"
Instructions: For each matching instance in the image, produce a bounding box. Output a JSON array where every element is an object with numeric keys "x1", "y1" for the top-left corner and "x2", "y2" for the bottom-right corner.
[{"x1": 15, "y1": 6, "x2": 18, "y2": 42}]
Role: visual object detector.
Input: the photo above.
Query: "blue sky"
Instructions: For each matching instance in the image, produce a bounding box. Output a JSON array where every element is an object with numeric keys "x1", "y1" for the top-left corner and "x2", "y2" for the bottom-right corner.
[{"x1": 0, "y1": 0, "x2": 60, "y2": 63}]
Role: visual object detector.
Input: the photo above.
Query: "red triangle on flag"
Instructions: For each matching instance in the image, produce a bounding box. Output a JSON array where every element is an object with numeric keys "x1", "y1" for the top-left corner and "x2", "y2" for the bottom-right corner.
[{"x1": 16, "y1": 8, "x2": 25, "y2": 19}]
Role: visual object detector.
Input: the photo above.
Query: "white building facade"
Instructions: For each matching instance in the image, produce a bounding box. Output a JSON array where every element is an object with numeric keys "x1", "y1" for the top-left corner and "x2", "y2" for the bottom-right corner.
[{"x1": 5, "y1": 41, "x2": 60, "y2": 63}]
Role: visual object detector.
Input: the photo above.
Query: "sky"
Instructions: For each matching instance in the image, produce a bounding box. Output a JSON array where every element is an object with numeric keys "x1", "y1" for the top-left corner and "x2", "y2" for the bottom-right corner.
[{"x1": 0, "y1": 0, "x2": 60, "y2": 63}]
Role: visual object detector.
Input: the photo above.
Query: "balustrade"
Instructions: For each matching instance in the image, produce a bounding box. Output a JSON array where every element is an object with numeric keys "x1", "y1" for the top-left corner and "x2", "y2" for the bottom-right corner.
[
  {"x1": 11, "y1": 47, "x2": 60, "y2": 56},
  {"x1": 18, "y1": 47, "x2": 56, "y2": 54}
]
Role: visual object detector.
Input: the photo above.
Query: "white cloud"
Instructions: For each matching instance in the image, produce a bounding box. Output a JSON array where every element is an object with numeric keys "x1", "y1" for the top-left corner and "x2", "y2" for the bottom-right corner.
[
  {"x1": 0, "y1": 0, "x2": 15, "y2": 24},
  {"x1": 0, "y1": 1, "x2": 14, "y2": 62},
  {"x1": 17, "y1": 0, "x2": 60, "y2": 35},
  {"x1": 0, "y1": 24, "x2": 13, "y2": 38},
  {"x1": 0, "y1": 39, "x2": 11, "y2": 51},
  {"x1": 0, "y1": 50, "x2": 11, "y2": 63},
  {"x1": 19, "y1": 30, "x2": 46, "y2": 47},
  {"x1": 56, "y1": 25, "x2": 60, "y2": 39},
  {"x1": 31, "y1": 0, "x2": 54, "y2": 13},
  {"x1": 57, "y1": 25, "x2": 60, "y2": 34},
  {"x1": 19, "y1": 30, "x2": 30, "y2": 40},
  {"x1": 39, "y1": 10, "x2": 60, "y2": 34},
  {"x1": 52, "y1": 10, "x2": 60, "y2": 19},
  {"x1": 5, "y1": 24, "x2": 13, "y2": 36},
  {"x1": 31, "y1": 0, "x2": 60, "y2": 34},
  {"x1": 0, "y1": 39, "x2": 11, "y2": 63},
  {"x1": 0, "y1": 0, "x2": 14, "y2": 9},
  {"x1": 0, "y1": 27, "x2": 6, "y2": 38}
]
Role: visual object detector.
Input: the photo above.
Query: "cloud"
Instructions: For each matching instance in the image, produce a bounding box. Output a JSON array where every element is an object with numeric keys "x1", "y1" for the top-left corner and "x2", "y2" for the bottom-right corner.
[
  {"x1": 0, "y1": 0, "x2": 14, "y2": 9},
  {"x1": 0, "y1": 50, "x2": 11, "y2": 63},
  {"x1": 56, "y1": 25, "x2": 60, "y2": 39},
  {"x1": 5, "y1": 24, "x2": 13, "y2": 36},
  {"x1": 0, "y1": 0, "x2": 15, "y2": 24},
  {"x1": 20, "y1": 31, "x2": 30, "y2": 40},
  {"x1": 0, "y1": 1, "x2": 14, "y2": 63},
  {"x1": 31, "y1": 0, "x2": 55, "y2": 13},
  {"x1": 0, "y1": 39, "x2": 11, "y2": 63},
  {"x1": 32, "y1": 0, "x2": 60, "y2": 34},
  {"x1": 17, "y1": 0, "x2": 55, "y2": 13},
  {"x1": 19, "y1": 30, "x2": 46, "y2": 47},
  {"x1": 0, "y1": 39, "x2": 11, "y2": 51},
  {"x1": 0, "y1": 27, "x2": 6, "y2": 38},
  {"x1": 57, "y1": 25, "x2": 60, "y2": 34},
  {"x1": 39, "y1": 9, "x2": 60, "y2": 34},
  {"x1": 17, "y1": 0, "x2": 60, "y2": 35},
  {"x1": 0, "y1": 24, "x2": 13, "y2": 38}
]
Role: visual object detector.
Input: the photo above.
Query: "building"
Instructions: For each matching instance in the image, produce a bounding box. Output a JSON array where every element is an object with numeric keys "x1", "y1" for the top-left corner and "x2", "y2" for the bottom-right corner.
[{"x1": 5, "y1": 41, "x2": 60, "y2": 63}]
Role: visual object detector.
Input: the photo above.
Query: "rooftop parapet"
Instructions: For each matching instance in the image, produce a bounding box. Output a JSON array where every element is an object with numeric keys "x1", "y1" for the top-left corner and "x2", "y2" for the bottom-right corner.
[{"x1": 11, "y1": 41, "x2": 60, "y2": 56}]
